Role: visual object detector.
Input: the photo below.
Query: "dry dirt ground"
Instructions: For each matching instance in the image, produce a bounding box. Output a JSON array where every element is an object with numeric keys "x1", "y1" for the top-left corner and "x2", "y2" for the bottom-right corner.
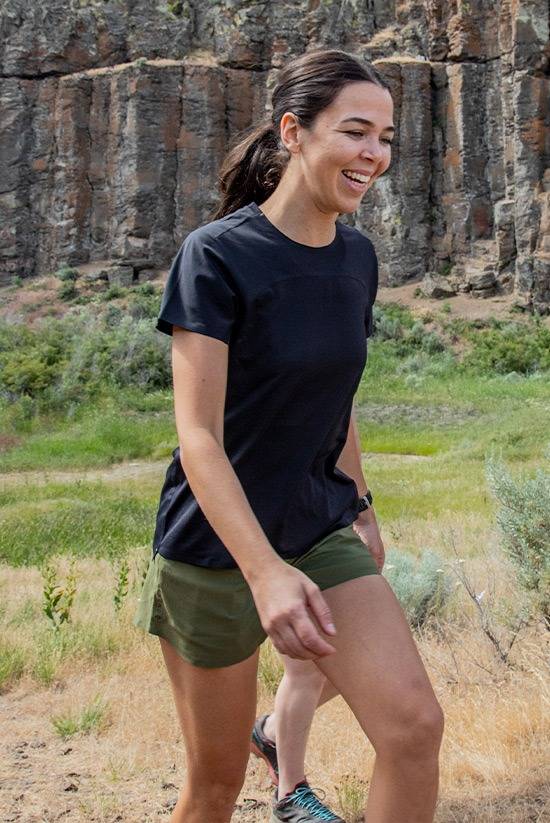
[{"x1": 1, "y1": 628, "x2": 548, "y2": 823}]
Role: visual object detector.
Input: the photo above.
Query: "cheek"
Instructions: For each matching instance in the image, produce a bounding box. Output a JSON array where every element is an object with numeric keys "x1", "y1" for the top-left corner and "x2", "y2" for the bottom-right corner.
[{"x1": 379, "y1": 151, "x2": 392, "y2": 174}]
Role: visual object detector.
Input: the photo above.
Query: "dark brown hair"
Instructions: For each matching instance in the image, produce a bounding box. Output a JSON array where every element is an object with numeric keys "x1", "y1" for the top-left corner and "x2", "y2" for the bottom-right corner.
[{"x1": 212, "y1": 49, "x2": 391, "y2": 220}]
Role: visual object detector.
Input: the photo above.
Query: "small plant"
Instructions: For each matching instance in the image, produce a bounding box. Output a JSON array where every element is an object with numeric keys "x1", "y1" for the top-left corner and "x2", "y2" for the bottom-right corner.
[
  {"x1": 135, "y1": 282, "x2": 156, "y2": 296},
  {"x1": 11, "y1": 275, "x2": 23, "y2": 287},
  {"x1": 58, "y1": 280, "x2": 77, "y2": 301},
  {"x1": 51, "y1": 696, "x2": 109, "y2": 739},
  {"x1": 113, "y1": 558, "x2": 130, "y2": 612},
  {"x1": 446, "y1": 533, "x2": 533, "y2": 665},
  {"x1": 413, "y1": 286, "x2": 423, "y2": 298},
  {"x1": 336, "y1": 774, "x2": 367, "y2": 822},
  {"x1": 383, "y1": 548, "x2": 453, "y2": 628},
  {"x1": 167, "y1": 0, "x2": 184, "y2": 15},
  {"x1": 55, "y1": 266, "x2": 79, "y2": 282},
  {"x1": 102, "y1": 285, "x2": 126, "y2": 301},
  {"x1": 439, "y1": 260, "x2": 453, "y2": 278},
  {"x1": 441, "y1": 302, "x2": 452, "y2": 314},
  {"x1": 42, "y1": 562, "x2": 77, "y2": 632}
]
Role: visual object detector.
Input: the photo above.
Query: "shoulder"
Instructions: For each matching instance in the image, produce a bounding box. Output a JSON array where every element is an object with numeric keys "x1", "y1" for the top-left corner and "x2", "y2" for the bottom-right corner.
[
  {"x1": 183, "y1": 204, "x2": 256, "y2": 253},
  {"x1": 338, "y1": 221, "x2": 377, "y2": 258}
]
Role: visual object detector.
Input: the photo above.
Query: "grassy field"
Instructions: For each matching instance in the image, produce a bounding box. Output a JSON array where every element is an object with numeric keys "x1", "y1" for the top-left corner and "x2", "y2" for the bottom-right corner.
[{"x1": 0, "y1": 296, "x2": 549, "y2": 821}]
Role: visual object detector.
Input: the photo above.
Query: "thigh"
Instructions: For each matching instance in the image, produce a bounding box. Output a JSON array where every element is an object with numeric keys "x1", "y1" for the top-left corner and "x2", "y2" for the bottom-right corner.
[
  {"x1": 314, "y1": 576, "x2": 442, "y2": 750},
  {"x1": 161, "y1": 638, "x2": 259, "y2": 781}
]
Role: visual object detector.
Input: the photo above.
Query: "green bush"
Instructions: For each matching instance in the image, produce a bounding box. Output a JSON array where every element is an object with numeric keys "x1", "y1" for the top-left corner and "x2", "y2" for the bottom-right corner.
[
  {"x1": 372, "y1": 304, "x2": 448, "y2": 359},
  {"x1": 486, "y1": 457, "x2": 550, "y2": 626},
  {"x1": 0, "y1": 311, "x2": 171, "y2": 414},
  {"x1": 462, "y1": 321, "x2": 550, "y2": 375},
  {"x1": 55, "y1": 266, "x2": 79, "y2": 282},
  {"x1": 0, "y1": 320, "x2": 70, "y2": 400},
  {"x1": 58, "y1": 281, "x2": 77, "y2": 301},
  {"x1": 383, "y1": 547, "x2": 453, "y2": 627},
  {"x1": 102, "y1": 285, "x2": 126, "y2": 301}
]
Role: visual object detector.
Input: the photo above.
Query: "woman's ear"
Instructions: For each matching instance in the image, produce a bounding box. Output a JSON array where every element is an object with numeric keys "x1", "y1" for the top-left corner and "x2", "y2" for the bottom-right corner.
[{"x1": 279, "y1": 111, "x2": 302, "y2": 155}]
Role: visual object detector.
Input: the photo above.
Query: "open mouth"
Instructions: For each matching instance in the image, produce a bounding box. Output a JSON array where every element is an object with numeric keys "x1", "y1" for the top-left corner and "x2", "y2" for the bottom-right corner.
[{"x1": 341, "y1": 169, "x2": 372, "y2": 191}]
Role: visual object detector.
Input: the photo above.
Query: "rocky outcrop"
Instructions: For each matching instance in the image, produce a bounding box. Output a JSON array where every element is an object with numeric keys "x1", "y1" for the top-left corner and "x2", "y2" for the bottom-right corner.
[{"x1": 0, "y1": 0, "x2": 548, "y2": 312}]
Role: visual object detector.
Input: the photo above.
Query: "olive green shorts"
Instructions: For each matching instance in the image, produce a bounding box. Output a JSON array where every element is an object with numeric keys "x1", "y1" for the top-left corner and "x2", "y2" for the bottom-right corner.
[{"x1": 134, "y1": 523, "x2": 379, "y2": 668}]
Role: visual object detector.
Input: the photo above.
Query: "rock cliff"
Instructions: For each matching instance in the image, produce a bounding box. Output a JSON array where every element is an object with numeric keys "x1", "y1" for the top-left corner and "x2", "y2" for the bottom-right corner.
[{"x1": 1, "y1": 0, "x2": 549, "y2": 311}]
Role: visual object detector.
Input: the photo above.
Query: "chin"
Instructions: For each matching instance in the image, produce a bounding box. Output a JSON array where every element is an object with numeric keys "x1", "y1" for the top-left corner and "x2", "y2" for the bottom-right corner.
[{"x1": 336, "y1": 198, "x2": 361, "y2": 215}]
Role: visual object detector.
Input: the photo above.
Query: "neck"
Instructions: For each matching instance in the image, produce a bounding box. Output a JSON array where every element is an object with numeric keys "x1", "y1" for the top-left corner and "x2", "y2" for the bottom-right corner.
[{"x1": 258, "y1": 175, "x2": 339, "y2": 248}]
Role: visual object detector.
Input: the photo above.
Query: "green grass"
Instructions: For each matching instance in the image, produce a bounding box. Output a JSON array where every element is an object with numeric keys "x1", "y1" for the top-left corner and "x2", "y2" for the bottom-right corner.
[
  {"x1": 0, "y1": 479, "x2": 159, "y2": 566},
  {"x1": 0, "y1": 403, "x2": 175, "y2": 472},
  {"x1": 0, "y1": 639, "x2": 26, "y2": 692},
  {"x1": 51, "y1": 696, "x2": 109, "y2": 739}
]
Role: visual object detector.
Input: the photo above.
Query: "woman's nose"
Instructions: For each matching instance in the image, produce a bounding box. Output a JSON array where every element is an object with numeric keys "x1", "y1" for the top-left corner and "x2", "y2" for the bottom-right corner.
[{"x1": 359, "y1": 138, "x2": 384, "y2": 163}]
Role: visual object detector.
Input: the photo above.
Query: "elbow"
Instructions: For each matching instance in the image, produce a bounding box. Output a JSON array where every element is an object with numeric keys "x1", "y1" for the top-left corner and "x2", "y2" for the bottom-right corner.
[{"x1": 177, "y1": 425, "x2": 225, "y2": 467}]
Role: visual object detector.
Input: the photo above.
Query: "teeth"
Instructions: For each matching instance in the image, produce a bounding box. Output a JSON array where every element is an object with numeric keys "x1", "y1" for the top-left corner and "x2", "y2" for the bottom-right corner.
[{"x1": 343, "y1": 170, "x2": 371, "y2": 184}]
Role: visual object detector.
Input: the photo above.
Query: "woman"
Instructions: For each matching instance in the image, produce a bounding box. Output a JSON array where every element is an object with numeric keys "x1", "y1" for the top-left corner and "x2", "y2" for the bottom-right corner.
[{"x1": 135, "y1": 48, "x2": 444, "y2": 823}]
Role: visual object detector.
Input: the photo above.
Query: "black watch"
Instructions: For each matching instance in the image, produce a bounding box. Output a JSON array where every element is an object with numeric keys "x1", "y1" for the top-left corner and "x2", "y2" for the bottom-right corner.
[{"x1": 357, "y1": 490, "x2": 373, "y2": 512}]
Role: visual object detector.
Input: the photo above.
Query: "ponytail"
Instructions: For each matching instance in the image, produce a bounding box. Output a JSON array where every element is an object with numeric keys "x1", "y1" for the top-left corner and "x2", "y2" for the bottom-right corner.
[{"x1": 212, "y1": 119, "x2": 287, "y2": 220}]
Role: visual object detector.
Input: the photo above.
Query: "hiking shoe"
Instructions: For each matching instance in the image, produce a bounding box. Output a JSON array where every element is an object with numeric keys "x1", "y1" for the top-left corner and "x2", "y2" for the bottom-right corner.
[
  {"x1": 271, "y1": 781, "x2": 345, "y2": 822},
  {"x1": 251, "y1": 714, "x2": 279, "y2": 785}
]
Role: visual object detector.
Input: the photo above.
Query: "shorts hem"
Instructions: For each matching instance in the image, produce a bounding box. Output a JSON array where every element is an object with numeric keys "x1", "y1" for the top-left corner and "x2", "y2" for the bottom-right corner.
[{"x1": 134, "y1": 614, "x2": 264, "y2": 669}]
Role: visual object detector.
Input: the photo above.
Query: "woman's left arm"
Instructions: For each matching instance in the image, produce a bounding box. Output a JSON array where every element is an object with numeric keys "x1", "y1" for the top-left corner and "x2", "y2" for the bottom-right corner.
[{"x1": 336, "y1": 403, "x2": 385, "y2": 571}]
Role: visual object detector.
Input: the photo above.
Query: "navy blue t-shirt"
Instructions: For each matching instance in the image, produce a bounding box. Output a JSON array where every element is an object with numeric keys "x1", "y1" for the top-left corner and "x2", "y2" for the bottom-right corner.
[{"x1": 153, "y1": 201, "x2": 378, "y2": 568}]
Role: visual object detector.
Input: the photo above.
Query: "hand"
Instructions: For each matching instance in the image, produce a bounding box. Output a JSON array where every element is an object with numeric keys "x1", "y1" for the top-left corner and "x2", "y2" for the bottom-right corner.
[
  {"x1": 249, "y1": 562, "x2": 337, "y2": 661},
  {"x1": 353, "y1": 508, "x2": 385, "y2": 572}
]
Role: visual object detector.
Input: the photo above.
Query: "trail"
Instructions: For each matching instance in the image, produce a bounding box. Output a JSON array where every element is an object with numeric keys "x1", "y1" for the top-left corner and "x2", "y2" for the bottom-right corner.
[{"x1": 0, "y1": 452, "x2": 432, "y2": 490}]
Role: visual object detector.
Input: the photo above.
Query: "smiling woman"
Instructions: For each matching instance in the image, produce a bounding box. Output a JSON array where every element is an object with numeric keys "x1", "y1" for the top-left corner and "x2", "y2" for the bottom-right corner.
[{"x1": 134, "y1": 49, "x2": 444, "y2": 823}]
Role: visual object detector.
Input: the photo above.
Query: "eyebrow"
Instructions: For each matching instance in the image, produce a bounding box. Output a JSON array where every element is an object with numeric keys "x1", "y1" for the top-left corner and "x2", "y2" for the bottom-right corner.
[{"x1": 339, "y1": 117, "x2": 395, "y2": 134}]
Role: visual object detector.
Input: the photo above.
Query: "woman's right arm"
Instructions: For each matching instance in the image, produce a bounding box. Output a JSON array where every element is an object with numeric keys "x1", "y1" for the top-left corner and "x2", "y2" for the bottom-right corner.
[{"x1": 171, "y1": 325, "x2": 337, "y2": 660}]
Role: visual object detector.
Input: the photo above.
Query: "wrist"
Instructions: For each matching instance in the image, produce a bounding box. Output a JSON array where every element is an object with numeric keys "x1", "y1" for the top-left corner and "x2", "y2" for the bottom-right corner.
[
  {"x1": 357, "y1": 505, "x2": 377, "y2": 523},
  {"x1": 357, "y1": 489, "x2": 373, "y2": 513},
  {"x1": 242, "y1": 550, "x2": 284, "y2": 587}
]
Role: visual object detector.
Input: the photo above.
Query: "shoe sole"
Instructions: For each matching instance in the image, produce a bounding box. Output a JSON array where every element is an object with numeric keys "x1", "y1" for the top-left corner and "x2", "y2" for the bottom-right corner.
[{"x1": 250, "y1": 739, "x2": 279, "y2": 787}]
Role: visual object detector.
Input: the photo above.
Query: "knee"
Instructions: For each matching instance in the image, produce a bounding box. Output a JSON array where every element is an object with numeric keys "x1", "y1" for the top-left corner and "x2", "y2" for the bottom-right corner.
[
  {"x1": 379, "y1": 699, "x2": 444, "y2": 761},
  {"x1": 283, "y1": 659, "x2": 326, "y2": 689},
  {"x1": 190, "y1": 772, "x2": 244, "y2": 816}
]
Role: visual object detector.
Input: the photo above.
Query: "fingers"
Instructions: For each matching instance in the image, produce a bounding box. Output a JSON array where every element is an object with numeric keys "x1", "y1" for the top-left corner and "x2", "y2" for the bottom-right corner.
[
  {"x1": 292, "y1": 610, "x2": 336, "y2": 658},
  {"x1": 270, "y1": 625, "x2": 320, "y2": 660},
  {"x1": 305, "y1": 583, "x2": 336, "y2": 637},
  {"x1": 268, "y1": 596, "x2": 336, "y2": 660}
]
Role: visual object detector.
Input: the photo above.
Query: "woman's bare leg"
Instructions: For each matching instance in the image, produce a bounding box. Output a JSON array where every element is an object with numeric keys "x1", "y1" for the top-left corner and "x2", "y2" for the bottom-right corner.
[
  {"x1": 315, "y1": 576, "x2": 444, "y2": 823},
  {"x1": 160, "y1": 638, "x2": 259, "y2": 823},
  {"x1": 263, "y1": 655, "x2": 327, "y2": 797}
]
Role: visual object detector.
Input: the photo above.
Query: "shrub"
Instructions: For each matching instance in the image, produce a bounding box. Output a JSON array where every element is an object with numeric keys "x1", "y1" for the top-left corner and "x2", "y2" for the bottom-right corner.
[
  {"x1": 462, "y1": 321, "x2": 550, "y2": 375},
  {"x1": 55, "y1": 266, "x2": 79, "y2": 282},
  {"x1": 58, "y1": 280, "x2": 77, "y2": 301},
  {"x1": 383, "y1": 548, "x2": 453, "y2": 628},
  {"x1": 372, "y1": 304, "x2": 448, "y2": 358},
  {"x1": 102, "y1": 285, "x2": 126, "y2": 301},
  {"x1": 0, "y1": 320, "x2": 69, "y2": 400},
  {"x1": 486, "y1": 457, "x2": 550, "y2": 627}
]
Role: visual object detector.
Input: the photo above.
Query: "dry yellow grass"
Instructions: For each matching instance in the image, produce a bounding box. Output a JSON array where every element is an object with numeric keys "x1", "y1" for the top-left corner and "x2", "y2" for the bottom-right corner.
[{"x1": 1, "y1": 534, "x2": 549, "y2": 822}]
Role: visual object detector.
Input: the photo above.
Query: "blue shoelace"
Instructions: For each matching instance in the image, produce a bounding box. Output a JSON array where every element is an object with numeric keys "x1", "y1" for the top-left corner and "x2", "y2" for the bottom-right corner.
[{"x1": 287, "y1": 784, "x2": 339, "y2": 820}]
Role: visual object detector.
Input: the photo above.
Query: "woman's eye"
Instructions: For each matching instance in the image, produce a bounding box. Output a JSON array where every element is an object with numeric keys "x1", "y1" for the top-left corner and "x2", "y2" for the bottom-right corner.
[{"x1": 346, "y1": 131, "x2": 393, "y2": 145}]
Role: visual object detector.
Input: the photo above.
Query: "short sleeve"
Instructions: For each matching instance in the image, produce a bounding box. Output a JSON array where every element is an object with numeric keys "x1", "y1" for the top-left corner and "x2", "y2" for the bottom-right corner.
[
  {"x1": 156, "y1": 231, "x2": 238, "y2": 343},
  {"x1": 365, "y1": 247, "x2": 379, "y2": 339}
]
